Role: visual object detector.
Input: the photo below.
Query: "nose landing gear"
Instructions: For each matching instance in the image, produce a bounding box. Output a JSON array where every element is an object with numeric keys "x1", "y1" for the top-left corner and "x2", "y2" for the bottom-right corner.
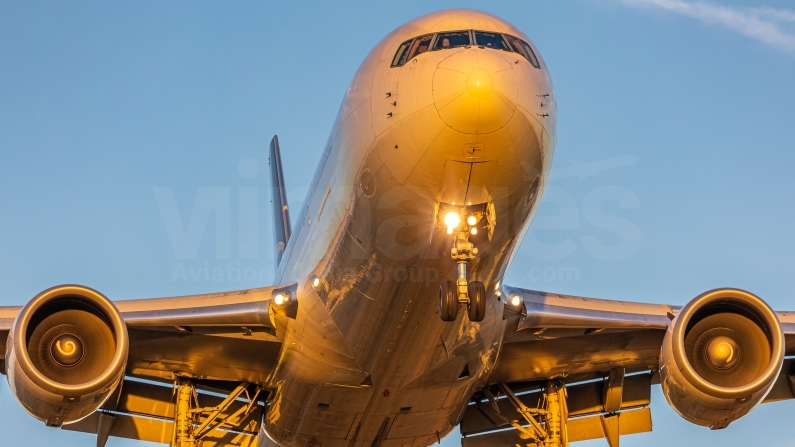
[
  {"x1": 436, "y1": 202, "x2": 495, "y2": 322},
  {"x1": 439, "y1": 212, "x2": 487, "y2": 322}
]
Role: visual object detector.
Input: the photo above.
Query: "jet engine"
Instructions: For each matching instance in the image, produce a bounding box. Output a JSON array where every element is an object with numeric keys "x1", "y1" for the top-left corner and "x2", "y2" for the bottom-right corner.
[
  {"x1": 4, "y1": 285, "x2": 128, "y2": 426},
  {"x1": 660, "y1": 288, "x2": 784, "y2": 429}
]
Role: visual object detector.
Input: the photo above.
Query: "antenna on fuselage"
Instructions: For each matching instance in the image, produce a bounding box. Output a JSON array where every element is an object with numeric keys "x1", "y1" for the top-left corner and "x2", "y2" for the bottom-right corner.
[{"x1": 269, "y1": 135, "x2": 292, "y2": 267}]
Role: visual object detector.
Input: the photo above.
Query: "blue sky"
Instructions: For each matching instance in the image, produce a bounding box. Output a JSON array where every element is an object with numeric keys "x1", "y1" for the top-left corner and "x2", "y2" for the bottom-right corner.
[{"x1": 1, "y1": 0, "x2": 794, "y2": 445}]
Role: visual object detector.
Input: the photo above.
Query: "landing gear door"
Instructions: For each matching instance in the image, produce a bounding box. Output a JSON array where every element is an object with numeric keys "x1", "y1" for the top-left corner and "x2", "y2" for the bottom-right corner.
[
  {"x1": 440, "y1": 161, "x2": 471, "y2": 205},
  {"x1": 467, "y1": 161, "x2": 497, "y2": 205},
  {"x1": 439, "y1": 160, "x2": 497, "y2": 206}
]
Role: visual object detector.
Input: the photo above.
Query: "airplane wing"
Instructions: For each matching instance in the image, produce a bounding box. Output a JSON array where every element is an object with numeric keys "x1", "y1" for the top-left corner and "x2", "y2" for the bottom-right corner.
[
  {"x1": 462, "y1": 286, "x2": 795, "y2": 446},
  {"x1": 1, "y1": 284, "x2": 294, "y2": 447},
  {"x1": 490, "y1": 287, "x2": 675, "y2": 385},
  {"x1": 0, "y1": 306, "x2": 21, "y2": 371},
  {"x1": 115, "y1": 286, "x2": 286, "y2": 384}
]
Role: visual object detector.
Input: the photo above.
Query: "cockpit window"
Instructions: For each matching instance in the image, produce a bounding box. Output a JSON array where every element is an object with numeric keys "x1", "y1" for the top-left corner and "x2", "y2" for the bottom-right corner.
[
  {"x1": 506, "y1": 35, "x2": 540, "y2": 68},
  {"x1": 474, "y1": 31, "x2": 510, "y2": 51},
  {"x1": 407, "y1": 34, "x2": 434, "y2": 60},
  {"x1": 391, "y1": 30, "x2": 541, "y2": 69},
  {"x1": 391, "y1": 38, "x2": 414, "y2": 67},
  {"x1": 432, "y1": 31, "x2": 471, "y2": 50}
]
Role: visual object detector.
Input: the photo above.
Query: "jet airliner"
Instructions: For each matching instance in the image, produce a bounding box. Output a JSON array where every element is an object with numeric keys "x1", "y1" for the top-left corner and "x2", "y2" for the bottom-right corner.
[{"x1": 3, "y1": 9, "x2": 795, "y2": 447}]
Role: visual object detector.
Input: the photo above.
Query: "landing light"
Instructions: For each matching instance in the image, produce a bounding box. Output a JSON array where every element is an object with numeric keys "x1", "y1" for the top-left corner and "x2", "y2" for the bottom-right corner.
[
  {"x1": 510, "y1": 294, "x2": 522, "y2": 307},
  {"x1": 470, "y1": 228, "x2": 477, "y2": 235},
  {"x1": 466, "y1": 215, "x2": 477, "y2": 227},
  {"x1": 312, "y1": 277, "x2": 320, "y2": 288},
  {"x1": 274, "y1": 293, "x2": 289, "y2": 305},
  {"x1": 444, "y1": 212, "x2": 460, "y2": 232}
]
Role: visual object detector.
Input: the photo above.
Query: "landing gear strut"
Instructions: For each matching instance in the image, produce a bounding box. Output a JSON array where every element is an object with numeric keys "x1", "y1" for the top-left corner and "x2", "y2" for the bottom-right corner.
[
  {"x1": 498, "y1": 380, "x2": 569, "y2": 447},
  {"x1": 171, "y1": 376, "x2": 262, "y2": 447},
  {"x1": 452, "y1": 237, "x2": 478, "y2": 306},
  {"x1": 452, "y1": 237, "x2": 486, "y2": 322}
]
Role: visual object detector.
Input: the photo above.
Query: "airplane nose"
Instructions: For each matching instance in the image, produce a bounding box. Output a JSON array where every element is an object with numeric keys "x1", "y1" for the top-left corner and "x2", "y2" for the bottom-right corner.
[
  {"x1": 465, "y1": 68, "x2": 494, "y2": 99},
  {"x1": 432, "y1": 49, "x2": 518, "y2": 134}
]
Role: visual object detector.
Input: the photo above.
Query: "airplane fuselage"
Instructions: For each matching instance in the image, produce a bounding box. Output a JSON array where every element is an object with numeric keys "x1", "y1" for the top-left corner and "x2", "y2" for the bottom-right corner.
[{"x1": 265, "y1": 10, "x2": 556, "y2": 447}]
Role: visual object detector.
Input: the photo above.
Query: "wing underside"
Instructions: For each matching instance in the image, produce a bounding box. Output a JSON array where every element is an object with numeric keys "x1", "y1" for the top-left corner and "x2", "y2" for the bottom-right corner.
[
  {"x1": 115, "y1": 286, "x2": 285, "y2": 384},
  {"x1": 63, "y1": 376, "x2": 267, "y2": 447}
]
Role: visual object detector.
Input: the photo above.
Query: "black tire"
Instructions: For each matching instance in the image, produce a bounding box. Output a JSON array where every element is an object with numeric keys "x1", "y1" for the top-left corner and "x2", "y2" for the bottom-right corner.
[
  {"x1": 439, "y1": 281, "x2": 459, "y2": 322},
  {"x1": 467, "y1": 281, "x2": 487, "y2": 322}
]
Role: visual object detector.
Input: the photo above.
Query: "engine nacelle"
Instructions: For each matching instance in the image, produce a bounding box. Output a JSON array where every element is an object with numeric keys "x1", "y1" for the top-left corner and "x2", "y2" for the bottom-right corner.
[
  {"x1": 660, "y1": 288, "x2": 784, "y2": 429},
  {"x1": 4, "y1": 285, "x2": 128, "y2": 426}
]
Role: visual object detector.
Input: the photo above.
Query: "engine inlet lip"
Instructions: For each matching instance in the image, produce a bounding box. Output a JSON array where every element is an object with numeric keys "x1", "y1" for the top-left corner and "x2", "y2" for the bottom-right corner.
[
  {"x1": 671, "y1": 288, "x2": 784, "y2": 399},
  {"x1": 11, "y1": 285, "x2": 129, "y2": 396}
]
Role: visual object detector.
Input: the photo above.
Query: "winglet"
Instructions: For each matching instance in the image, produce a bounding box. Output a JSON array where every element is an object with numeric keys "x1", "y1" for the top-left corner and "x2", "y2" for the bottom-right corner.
[{"x1": 269, "y1": 136, "x2": 292, "y2": 266}]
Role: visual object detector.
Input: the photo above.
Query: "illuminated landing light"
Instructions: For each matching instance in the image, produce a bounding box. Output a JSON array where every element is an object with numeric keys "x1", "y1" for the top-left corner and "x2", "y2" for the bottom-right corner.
[
  {"x1": 467, "y1": 215, "x2": 477, "y2": 227},
  {"x1": 510, "y1": 294, "x2": 522, "y2": 307},
  {"x1": 312, "y1": 277, "x2": 320, "y2": 288},
  {"x1": 274, "y1": 293, "x2": 289, "y2": 306},
  {"x1": 470, "y1": 228, "x2": 477, "y2": 235},
  {"x1": 444, "y1": 212, "x2": 460, "y2": 233}
]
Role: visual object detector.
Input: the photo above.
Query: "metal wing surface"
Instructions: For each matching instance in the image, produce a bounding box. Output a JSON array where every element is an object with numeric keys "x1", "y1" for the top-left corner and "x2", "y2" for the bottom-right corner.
[
  {"x1": 114, "y1": 285, "x2": 285, "y2": 384},
  {"x1": 491, "y1": 286, "x2": 677, "y2": 385},
  {"x1": 0, "y1": 306, "x2": 21, "y2": 371}
]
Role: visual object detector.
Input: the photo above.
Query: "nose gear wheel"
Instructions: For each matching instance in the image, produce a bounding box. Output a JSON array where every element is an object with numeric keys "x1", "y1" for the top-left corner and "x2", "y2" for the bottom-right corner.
[
  {"x1": 439, "y1": 281, "x2": 459, "y2": 321},
  {"x1": 467, "y1": 281, "x2": 487, "y2": 322}
]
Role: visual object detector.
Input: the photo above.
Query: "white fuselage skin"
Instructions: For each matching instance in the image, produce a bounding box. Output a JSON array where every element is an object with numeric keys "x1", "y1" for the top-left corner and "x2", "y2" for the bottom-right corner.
[{"x1": 263, "y1": 10, "x2": 556, "y2": 447}]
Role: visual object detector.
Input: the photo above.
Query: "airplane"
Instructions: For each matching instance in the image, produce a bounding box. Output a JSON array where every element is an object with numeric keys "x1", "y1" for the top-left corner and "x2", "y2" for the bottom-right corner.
[{"x1": 1, "y1": 8, "x2": 794, "y2": 447}]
